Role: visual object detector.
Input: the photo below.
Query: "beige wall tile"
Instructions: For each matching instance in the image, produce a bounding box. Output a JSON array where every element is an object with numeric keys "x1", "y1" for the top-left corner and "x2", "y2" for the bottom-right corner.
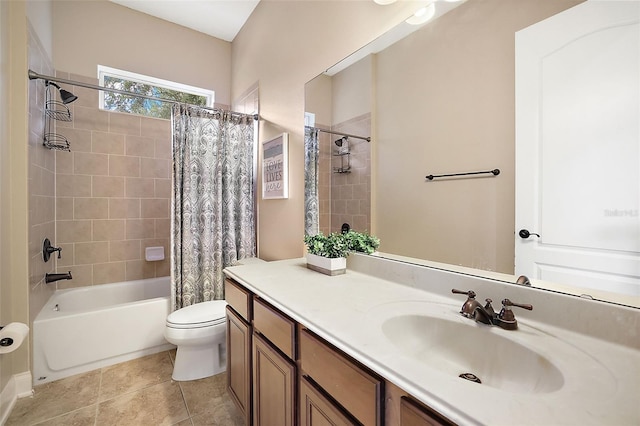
[
  {"x1": 109, "y1": 198, "x2": 141, "y2": 219},
  {"x1": 56, "y1": 174, "x2": 92, "y2": 197},
  {"x1": 109, "y1": 112, "x2": 141, "y2": 136},
  {"x1": 155, "y1": 259, "x2": 170, "y2": 277},
  {"x1": 155, "y1": 179, "x2": 171, "y2": 198},
  {"x1": 57, "y1": 220, "x2": 92, "y2": 243},
  {"x1": 75, "y1": 241, "x2": 110, "y2": 265},
  {"x1": 56, "y1": 197, "x2": 74, "y2": 220},
  {"x1": 93, "y1": 262, "x2": 126, "y2": 285},
  {"x1": 155, "y1": 219, "x2": 170, "y2": 239},
  {"x1": 126, "y1": 219, "x2": 155, "y2": 239},
  {"x1": 125, "y1": 177, "x2": 155, "y2": 198},
  {"x1": 74, "y1": 152, "x2": 109, "y2": 176},
  {"x1": 93, "y1": 176, "x2": 125, "y2": 197},
  {"x1": 93, "y1": 219, "x2": 125, "y2": 241},
  {"x1": 141, "y1": 117, "x2": 170, "y2": 139},
  {"x1": 154, "y1": 137, "x2": 171, "y2": 160},
  {"x1": 55, "y1": 150, "x2": 74, "y2": 174},
  {"x1": 73, "y1": 105, "x2": 109, "y2": 132},
  {"x1": 126, "y1": 135, "x2": 155, "y2": 158},
  {"x1": 92, "y1": 131, "x2": 125, "y2": 155},
  {"x1": 61, "y1": 128, "x2": 92, "y2": 152},
  {"x1": 141, "y1": 199, "x2": 168, "y2": 219},
  {"x1": 125, "y1": 260, "x2": 156, "y2": 281},
  {"x1": 110, "y1": 240, "x2": 141, "y2": 262},
  {"x1": 74, "y1": 198, "x2": 109, "y2": 219},
  {"x1": 109, "y1": 155, "x2": 140, "y2": 177},
  {"x1": 141, "y1": 158, "x2": 169, "y2": 179}
]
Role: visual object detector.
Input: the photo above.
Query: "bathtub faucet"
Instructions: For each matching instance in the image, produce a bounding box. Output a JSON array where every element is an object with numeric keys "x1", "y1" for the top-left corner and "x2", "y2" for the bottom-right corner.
[{"x1": 45, "y1": 271, "x2": 72, "y2": 284}]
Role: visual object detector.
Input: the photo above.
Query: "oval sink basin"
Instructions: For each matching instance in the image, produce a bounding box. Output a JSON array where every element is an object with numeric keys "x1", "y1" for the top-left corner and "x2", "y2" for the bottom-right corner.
[{"x1": 381, "y1": 314, "x2": 565, "y2": 394}]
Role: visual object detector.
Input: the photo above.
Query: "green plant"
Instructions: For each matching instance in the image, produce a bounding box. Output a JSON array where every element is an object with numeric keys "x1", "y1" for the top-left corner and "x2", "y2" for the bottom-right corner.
[
  {"x1": 304, "y1": 230, "x2": 380, "y2": 258},
  {"x1": 304, "y1": 232, "x2": 350, "y2": 258},
  {"x1": 344, "y1": 231, "x2": 380, "y2": 255}
]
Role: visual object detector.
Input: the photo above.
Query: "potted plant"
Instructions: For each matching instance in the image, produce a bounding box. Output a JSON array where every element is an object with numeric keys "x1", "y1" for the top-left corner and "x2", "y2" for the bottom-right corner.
[
  {"x1": 304, "y1": 232, "x2": 350, "y2": 275},
  {"x1": 304, "y1": 230, "x2": 380, "y2": 276},
  {"x1": 344, "y1": 230, "x2": 380, "y2": 255}
]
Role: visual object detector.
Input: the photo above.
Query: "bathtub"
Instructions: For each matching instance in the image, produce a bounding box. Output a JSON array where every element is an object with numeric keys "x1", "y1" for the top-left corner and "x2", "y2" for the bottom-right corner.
[{"x1": 32, "y1": 277, "x2": 174, "y2": 385}]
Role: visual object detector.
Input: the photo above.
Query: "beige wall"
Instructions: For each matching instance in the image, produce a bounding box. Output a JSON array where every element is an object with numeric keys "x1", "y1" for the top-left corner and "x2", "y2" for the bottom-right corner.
[
  {"x1": 232, "y1": 0, "x2": 424, "y2": 260},
  {"x1": 1, "y1": 0, "x2": 30, "y2": 397},
  {"x1": 52, "y1": 1, "x2": 232, "y2": 108}
]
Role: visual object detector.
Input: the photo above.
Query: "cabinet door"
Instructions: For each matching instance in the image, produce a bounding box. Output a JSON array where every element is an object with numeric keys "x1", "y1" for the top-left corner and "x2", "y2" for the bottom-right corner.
[
  {"x1": 227, "y1": 306, "x2": 252, "y2": 426},
  {"x1": 400, "y1": 397, "x2": 454, "y2": 426},
  {"x1": 252, "y1": 333, "x2": 295, "y2": 426},
  {"x1": 300, "y1": 376, "x2": 356, "y2": 426}
]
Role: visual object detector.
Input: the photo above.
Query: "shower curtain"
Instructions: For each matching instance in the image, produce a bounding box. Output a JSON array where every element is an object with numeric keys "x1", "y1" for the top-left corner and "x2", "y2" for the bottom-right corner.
[
  {"x1": 304, "y1": 127, "x2": 320, "y2": 236},
  {"x1": 171, "y1": 104, "x2": 256, "y2": 310}
]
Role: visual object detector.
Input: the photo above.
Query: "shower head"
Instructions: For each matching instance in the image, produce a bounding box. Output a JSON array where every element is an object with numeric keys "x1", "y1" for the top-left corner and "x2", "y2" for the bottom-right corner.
[
  {"x1": 47, "y1": 81, "x2": 78, "y2": 104},
  {"x1": 334, "y1": 136, "x2": 348, "y2": 147}
]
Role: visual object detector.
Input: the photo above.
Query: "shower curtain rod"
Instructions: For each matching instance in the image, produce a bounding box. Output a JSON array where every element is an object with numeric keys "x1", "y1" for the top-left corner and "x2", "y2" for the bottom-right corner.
[
  {"x1": 27, "y1": 69, "x2": 259, "y2": 121},
  {"x1": 305, "y1": 125, "x2": 371, "y2": 142}
]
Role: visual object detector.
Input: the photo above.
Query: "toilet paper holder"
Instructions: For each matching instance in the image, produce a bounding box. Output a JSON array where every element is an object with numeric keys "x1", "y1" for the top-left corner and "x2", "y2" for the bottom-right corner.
[{"x1": 0, "y1": 326, "x2": 13, "y2": 347}]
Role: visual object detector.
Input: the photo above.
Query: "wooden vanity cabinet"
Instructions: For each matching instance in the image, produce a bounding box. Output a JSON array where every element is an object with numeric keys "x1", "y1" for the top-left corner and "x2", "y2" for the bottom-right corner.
[
  {"x1": 225, "y1": 279, "x2": 253, "y2": 426},
  {"x1": 299, "y1": 328, "x2": 384, "y2": 426},
  {"x1": 386, "y1": 381, "x2": 455, "y2": 426},
  {"x1": 252, "y1": 297, "x2": 297, "y2": 426},
  {"x1": 299, "y1": 375, "x2": 358, "y2": 426}
]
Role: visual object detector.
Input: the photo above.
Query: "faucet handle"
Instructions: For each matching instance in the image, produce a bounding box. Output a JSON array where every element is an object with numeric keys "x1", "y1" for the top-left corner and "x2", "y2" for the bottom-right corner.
[
  {"x1": 451, "y1": 289, "x2": 476, "y2": 299},
  {"x1": 502, "y1": 298, "x2": 533, "y2": 312}
]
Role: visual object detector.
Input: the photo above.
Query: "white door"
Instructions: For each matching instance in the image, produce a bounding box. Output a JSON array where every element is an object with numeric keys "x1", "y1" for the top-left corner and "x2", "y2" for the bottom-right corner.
[{"x1": 515, "y1": 0, "x2": 640, "y2": 297}]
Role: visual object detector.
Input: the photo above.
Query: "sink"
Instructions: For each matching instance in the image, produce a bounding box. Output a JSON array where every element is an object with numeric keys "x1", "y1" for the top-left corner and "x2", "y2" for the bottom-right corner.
[{"x1": 381, "y1": 314, "x2": 565, "y2": 394}]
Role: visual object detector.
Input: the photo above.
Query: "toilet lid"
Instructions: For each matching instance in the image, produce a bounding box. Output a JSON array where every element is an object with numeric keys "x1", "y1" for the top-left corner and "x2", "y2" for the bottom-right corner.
[{"x1": 167, "y1": 300, "x2": 227, "y2": 329}]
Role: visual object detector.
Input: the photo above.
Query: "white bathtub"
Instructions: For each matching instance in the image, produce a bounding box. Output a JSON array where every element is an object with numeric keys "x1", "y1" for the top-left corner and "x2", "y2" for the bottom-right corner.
[{"x1": 32, "y1": 277, "x2": 174, "y2": 385}]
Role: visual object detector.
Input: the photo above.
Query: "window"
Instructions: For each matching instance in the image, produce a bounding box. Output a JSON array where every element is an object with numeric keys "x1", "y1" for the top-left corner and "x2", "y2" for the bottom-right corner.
[{"x1": 98, "y1": 65, "x2": 214, "y2": 119}]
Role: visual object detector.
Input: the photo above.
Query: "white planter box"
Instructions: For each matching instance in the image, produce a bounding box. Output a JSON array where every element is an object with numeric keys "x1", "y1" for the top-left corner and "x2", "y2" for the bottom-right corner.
[{"x1": 306, "y1": 253, "x2": 346, "y2": 276}]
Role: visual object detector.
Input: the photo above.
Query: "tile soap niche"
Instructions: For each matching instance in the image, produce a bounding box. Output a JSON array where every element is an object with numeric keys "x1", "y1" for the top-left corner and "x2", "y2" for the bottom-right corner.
[{"x1": 43, "y1": 81, "x2": 77, "y2": 151}]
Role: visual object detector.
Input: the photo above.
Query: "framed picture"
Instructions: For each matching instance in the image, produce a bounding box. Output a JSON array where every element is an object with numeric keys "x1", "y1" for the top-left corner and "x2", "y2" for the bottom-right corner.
[{"x1": 262, "y1": 133, "x2": 289, "y2": 199}]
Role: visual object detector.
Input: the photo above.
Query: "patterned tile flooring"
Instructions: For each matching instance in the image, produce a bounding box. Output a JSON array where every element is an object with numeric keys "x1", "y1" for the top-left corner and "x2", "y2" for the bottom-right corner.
[{"x1": 6, "y1": 350, "x2": 244, "y2": 425}]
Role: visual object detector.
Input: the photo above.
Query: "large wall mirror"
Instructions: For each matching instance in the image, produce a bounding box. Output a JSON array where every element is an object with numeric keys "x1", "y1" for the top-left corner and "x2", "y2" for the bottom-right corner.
[{"x1": 304, "y1": 0, "x2": 639, "y2": 308}]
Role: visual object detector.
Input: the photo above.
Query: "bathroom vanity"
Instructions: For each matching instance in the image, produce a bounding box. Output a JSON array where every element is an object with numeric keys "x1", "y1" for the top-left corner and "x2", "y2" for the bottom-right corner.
[{"x1": 223, "y1": 254, "x2": 640, "y2": 425}]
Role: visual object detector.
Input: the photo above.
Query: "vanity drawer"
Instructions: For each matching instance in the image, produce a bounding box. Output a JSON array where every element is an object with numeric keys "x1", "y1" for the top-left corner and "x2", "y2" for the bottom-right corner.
[
  {"x1": 253, "y1": 297, "x2": 296, "y2": 359},
  {"x1": 299, "y1": 328, "x2": 383, "y2": 426},
  {"x1": 225, "y1": 278, "x2": 252, "y2": 321}
]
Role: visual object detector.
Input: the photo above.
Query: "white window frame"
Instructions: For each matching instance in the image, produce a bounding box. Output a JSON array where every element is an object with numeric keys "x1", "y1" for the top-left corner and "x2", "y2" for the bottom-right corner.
[{"x1": 97, "y1": 65, "x2": 215, "y2": 115}]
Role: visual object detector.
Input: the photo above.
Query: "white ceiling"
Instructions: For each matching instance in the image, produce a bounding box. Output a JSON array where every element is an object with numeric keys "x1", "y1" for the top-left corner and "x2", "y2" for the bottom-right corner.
[{"x1": 109, "y1": 0, "x2": 261, "y2": 42}]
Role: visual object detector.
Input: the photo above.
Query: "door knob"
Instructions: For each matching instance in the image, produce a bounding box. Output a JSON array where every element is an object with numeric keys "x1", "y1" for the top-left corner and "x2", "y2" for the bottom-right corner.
[{"x1": 518, "y1": 229, "x2": 540, "y2": 239}]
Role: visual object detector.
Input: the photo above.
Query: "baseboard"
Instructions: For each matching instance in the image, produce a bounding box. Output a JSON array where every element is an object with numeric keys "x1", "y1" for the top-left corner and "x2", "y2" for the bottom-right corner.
[{"x1": 0, "y1": 371, "x2": 33, "y2": 425}]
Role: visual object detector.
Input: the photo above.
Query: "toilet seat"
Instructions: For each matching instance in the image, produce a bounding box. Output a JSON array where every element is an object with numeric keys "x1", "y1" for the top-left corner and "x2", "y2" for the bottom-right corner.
[{"x1": 166, "y1": 300, "x2": 227, "y2": 329}]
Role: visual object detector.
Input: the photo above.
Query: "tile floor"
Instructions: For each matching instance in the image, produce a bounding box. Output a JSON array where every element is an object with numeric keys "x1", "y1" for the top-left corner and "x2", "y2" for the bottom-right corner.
[{"x1": 6, "y1": 350, "x2": 244, "y2": 426}]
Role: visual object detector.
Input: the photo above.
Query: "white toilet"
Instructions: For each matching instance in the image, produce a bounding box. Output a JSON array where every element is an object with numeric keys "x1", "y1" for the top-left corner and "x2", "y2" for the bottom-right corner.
[{"x1": 164, "y1": 300, "x2": 228, "y2": 381}]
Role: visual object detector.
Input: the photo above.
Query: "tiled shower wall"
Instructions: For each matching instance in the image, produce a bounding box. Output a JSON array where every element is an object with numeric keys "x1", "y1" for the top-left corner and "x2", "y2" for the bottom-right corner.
[
  {"x1": 28, "y1": 24, "x2": 56, "y2": 322},
  {"x1": 53, "y1": 72, "x2": 172, "y2": 289},
  {"x1": 330, "y1": 113, "x2": 371, "y2": 234}
]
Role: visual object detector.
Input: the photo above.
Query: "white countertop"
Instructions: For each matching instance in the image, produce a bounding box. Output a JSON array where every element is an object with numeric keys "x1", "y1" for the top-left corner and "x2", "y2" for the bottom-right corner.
[{"x1": 224, "y1": 256, "x2": 640, "y2": 425}]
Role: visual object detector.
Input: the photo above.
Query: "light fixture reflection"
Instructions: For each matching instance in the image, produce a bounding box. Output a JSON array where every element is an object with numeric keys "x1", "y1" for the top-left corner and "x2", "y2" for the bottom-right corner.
[
  {"x1": 373, "y1": 0, "x2": 397, "y2": 5},
  {"x1": 406, "y1": 3, "x2": 436, "y2": 25}
]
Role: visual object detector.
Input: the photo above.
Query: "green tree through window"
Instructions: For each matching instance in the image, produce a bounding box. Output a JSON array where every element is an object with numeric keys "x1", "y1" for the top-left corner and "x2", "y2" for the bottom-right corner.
[{"x1": 99, "y1": 66, "x2": 214, "y2": 119}]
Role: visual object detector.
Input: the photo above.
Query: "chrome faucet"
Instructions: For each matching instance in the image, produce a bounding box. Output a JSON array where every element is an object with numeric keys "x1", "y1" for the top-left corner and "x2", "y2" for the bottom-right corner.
[{"x1": 452, "y1": 289, "x2": 532, "y2": 330}]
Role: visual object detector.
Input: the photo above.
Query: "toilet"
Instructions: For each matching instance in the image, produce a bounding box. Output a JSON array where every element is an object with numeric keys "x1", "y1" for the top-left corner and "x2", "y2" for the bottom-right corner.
[{"x1": 164, "y1": 300, "x2": 228, "y2": 381}]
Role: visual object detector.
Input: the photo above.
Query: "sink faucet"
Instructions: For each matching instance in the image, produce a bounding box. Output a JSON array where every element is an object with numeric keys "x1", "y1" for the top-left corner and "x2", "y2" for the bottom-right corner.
[
  {"x1": 452, "y1": 289, "x2": 533, "y2": 330},
  {"x1": 451, "y1": 289, "x2": 481, "y2": 318}
]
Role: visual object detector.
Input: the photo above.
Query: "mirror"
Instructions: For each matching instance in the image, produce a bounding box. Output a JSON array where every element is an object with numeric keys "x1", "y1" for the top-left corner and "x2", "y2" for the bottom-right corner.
[{"x1": 304, "y1": 0, "x2": 639, "y2": 308}]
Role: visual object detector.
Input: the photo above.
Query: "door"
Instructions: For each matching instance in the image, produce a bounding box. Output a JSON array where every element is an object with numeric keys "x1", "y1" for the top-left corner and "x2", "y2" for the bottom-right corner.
[
  {"x1": 252, "y1": 333, "x2": 295, "y2": 426},
  {"x1": 227, "y1": 306, "x2": 252, "y2": 426},
  {"x1": 515, "y1": 0, "x2": 640, "y2": 297}
]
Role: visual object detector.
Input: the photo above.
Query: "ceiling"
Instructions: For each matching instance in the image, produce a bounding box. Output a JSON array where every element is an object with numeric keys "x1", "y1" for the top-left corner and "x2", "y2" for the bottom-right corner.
[{"x1": 109, "y1": 0, "x2": 261, "y2": 42}]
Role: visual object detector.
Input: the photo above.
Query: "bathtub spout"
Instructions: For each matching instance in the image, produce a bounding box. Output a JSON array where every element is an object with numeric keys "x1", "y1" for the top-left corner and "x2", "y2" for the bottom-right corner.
[{"x1": 45, "y1": 271, "x2": 72, "y2": 284}]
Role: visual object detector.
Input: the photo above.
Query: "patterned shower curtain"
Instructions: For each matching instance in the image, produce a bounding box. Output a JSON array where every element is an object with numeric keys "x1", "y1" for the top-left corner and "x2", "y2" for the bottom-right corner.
[
  {"x1": 171, "y1": 104, "x2": 256, "y2": 310},
  {"x1": 304, "y1": 126, "x2": 320, "y2": 236}
]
